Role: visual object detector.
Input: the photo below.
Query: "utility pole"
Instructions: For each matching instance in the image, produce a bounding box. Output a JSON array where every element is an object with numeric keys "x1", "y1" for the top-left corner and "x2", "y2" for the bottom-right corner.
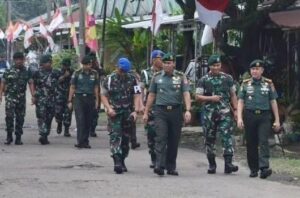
[
  {"x1": 79, "y1": 0, "x2": 86, "y2": 59},
  {"x1": 100, "y1": 0, "x2": 107, "y2": 66},
  {"x1": 6, "y1": 0, "x2": 12, "y2": 64},
  {"x1": 46, "y1": 0, "x2": 52, "y2": 23}
]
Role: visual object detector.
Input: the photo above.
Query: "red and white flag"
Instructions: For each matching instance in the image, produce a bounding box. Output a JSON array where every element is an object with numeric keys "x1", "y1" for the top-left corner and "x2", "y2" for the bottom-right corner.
[
  {"x1": 24, "y1": 25, "x2": 34, "y2": 49},
  {"x1": 195, "y1": 0, "x2": 229, "y2": 28},
  {"x1": 0, "y1": 28, "x2": 5, "y2": 39},
  {"x1": 5, "y1": 22, "x2": 14, "y2": 42},
  {"x1": 40, "y1": 21, "x2": 55, "y2": 50},
  {"x1": 48, "y1": 8, "x2": 64, "y2": 32},
  {"x1": 201, "y1": 25, "x2": 214, "y2": 46},
  {"x1": 12, "y1": 22, "x2": 24, "y2": 41},
  {"x1": 151, "y1": 0, "x2": 163, "y2": 36}
]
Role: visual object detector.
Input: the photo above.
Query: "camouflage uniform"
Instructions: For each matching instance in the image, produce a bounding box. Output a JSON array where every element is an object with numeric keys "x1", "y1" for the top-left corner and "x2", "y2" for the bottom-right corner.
[
  {"x1": 140, "y1": 68, "x2": 156, "y2": 163},
  {"x1": 33, "y1": 68, "x2": 60, "y2": 138},
  {"x1": 55, "y1": 68, "x2": 74, "y2": 133},
  {"x1": 2, "y1": 66, "x2": 32, "y2": 139},
  {"x1": 101, "y1": 71, "x2": 139, "y2": 159},
  {"x1": 196, "y1": 72, "x2": 236, "y2": 157}
]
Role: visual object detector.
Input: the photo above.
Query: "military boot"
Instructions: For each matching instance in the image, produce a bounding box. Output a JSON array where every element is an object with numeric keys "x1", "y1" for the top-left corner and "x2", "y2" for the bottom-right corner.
[
  {"x1": 113, "y1": 155, "x2": 123, "y2": 174},
  {"x1": 15, "y1": 135, "x2": 23, "y2": 145},
  {"x1": 39, "y1": 136, "x2": 50, "y2": 145},
  {"x1": 57, "y1": 122, "x2": 62, "y2": 134},
  {"x1": 64, "y1": 127, "x2": 71, "y2": 137},
  {"x1": 207, "y1": 154, "x2": 216, "y2": 174},
  {"x1": 150, "y1": 153, "x2": 156, "y2": 169},
  {"x1": 4, "y1": 133, "x2": 13, "y2": 145},
  {"x1": 224, "y1": 155, "x2": 239, "y2": 174},
  {"x1": 260, "y1": 168, "x2": 272, "y2": 179},
  {"x1": 121, "y1": 157, "x2": 128, "y2": 172},
  {"x1": 131, "y1": 142, "x2": 140, "y2": 149}
]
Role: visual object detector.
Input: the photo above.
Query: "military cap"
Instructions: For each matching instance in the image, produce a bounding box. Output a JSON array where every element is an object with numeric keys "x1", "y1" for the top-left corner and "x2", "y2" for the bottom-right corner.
[
  {"x1": 118, "y1": 57, "x2": 131, "y2": 73},
  {"x1": 88, "y1": 52, "x2": 97, "y2": 61},
  {"x1": 13, "y1": 52, "x2": 24, "y2": 59},
  {"x1": 151, "y1": 50, "x2": 164, "y2": 59},
  {"x1": 249, "y1": 59, "x2": 264, "y2": 68},
  {"x1": 81, "y1": 55, "x2": 92, "y2": 64},
  {"x1": 162, "y1": 53, "x2": 174, "y2": 62},
  {"x1": 61, "y1": 58, "x2": 71, "y2": 66},
  {"x1": 207, "y1": 54, "x2": 221, "y2": 66},
  {"x1": 40, "y1": 54, "x2": 52, "y2": 64}
]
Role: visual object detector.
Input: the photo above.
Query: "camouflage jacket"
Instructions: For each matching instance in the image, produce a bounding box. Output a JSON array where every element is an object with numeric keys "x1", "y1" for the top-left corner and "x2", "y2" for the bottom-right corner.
[
  {"x1": 101, "y1": 71, "x2": 139, "y2": 110},
  {"x1": 57, "y1": 68, "x2": 74, "y2": 95},
  {"x1": 196, "y1": 72, "x2": 235, "y2": 110},
  {"x1": 2, "y1": 65, "x2": 32, "y2": 99},
  {"x1": 32, "y1": 68, "x2": 60, "y2": 102}
]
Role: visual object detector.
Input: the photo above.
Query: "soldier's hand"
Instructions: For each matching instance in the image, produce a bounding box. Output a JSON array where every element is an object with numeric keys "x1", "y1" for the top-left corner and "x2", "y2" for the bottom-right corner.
[
  {"x1": 233, "y1": 110, "x2": 238, "y2": 121},
  {"x1": 142, "y1": 113, "x2": 149, "y2": 124},
  {"x1": 139, "y1": 105, "x2": 145, "y2": 114},
  {"x1": 237, "y1": 119, "x2": 244, "y2": 129},
  {"x1": 184, "y1": 111, "x2": 192, "y2": 124},
  {"x1": 273, "y1": 121, "x2": 281, "y2": 132},
  {"x1": 67, "y1": 102, "x2": 73, "y2": 110},
  {"x1": 130, "y1": 111, "x2": 138, "y2": 122},
  {"x1": 211, "y1": 95, "x2": 222, "y2": 103},
  {"x1": 107, "y1": 108, "x2": 116, "y2": 117}
]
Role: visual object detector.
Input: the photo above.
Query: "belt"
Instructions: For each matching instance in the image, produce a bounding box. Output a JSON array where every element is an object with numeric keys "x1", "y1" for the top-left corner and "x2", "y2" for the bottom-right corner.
[
  {"x1": 156, "y1": 105, "x2": 181, "y2": 111},
  {"x1": 75, "y1": 93, "x2": 93, "y2": 97},
  {"x1": 245, "y1": 109, "x2": 270, "y2": 115}
]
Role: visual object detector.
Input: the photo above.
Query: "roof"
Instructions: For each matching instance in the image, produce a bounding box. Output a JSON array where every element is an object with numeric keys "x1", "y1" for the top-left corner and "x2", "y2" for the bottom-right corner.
[{"x1": 269, "y1": 9, "x2": 300, "y2": 29}]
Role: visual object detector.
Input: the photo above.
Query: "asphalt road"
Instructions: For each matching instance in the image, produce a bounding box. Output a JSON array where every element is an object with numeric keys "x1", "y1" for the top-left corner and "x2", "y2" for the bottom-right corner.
[{"x1": 1, "y1": 93, "x2": 300, "y2": 198}]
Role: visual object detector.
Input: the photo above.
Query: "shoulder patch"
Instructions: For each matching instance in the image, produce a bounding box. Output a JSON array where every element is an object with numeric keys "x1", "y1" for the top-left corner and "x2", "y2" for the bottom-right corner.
[
  {"x1": 154, "y1": 71, "x2": 162, "y2": 76},
  {"x1": 174, "y1": 70, "x2": 184, "y2": 76},
  {"x1": 263, "y1": 77, "x2": 273, "y2": 84},
  {"x1": 242, "y1": 78, "x2": 251, "y2": 83}
]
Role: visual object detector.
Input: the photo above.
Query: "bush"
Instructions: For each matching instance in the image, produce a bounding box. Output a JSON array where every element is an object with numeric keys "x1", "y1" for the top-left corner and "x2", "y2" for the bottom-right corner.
[{"x1": 52, "y1": 49, "x2": 79, "y2": 70}]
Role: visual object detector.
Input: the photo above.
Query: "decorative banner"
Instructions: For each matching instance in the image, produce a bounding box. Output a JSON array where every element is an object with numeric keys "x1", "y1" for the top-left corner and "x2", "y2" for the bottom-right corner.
[
  {"x1": 39, "y1": 20, "x2": 55, "y2": 50},
  {"x1": 5, "y1": 22, "x2": 14, "y2": 42},
  {"x1": 0, "y1": 28, "x2": 5, "y2": 39},
  {"x1": 195, "y1": 0, "x2": 229, "y2": 28},
  {"x1": 201, "y1": 25, "x2": 214, "y2": 46},
  {"x1": 66, "y1": 0, "x2": 79, "y2": 55},
  {"x1": 24, "y1": 25, "x2": 34, "y2": 49},
  {"x1": 85, "y1": 14, "x2": 98, "y2": 52},
  {"x1": 151, "y1": 0, "x2": 163, "y2": 36},
  {"x1": 48, "y1": 8, "x2": 64, "y2": 32}
]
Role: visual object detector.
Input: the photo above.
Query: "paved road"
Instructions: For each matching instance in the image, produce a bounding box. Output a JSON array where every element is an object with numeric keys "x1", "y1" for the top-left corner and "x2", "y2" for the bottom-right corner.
[{"x1": 1, "y1": 94, "x2": 300, "y2": 198}]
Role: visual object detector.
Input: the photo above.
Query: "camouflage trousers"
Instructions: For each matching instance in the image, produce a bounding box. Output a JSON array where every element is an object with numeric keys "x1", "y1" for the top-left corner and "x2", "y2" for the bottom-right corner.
[
  {"x1": 55, "y1": 97, "x2": 72, "y2": 128},
  {"x1": 36, "y1": 99, "x2": 55, "y2": 137},
  {"x1": 5, "y1": 96, "x2": 26, "y2": 136},
  {"x1": 107, "y1": 109, "x2": 132, "y2": 159},
  {"x1": 145, "y1": 110, "x2": 156, "y2": 157},
  {"x1": 203, "y1": 109, "x2": 234, "y2": 157}
]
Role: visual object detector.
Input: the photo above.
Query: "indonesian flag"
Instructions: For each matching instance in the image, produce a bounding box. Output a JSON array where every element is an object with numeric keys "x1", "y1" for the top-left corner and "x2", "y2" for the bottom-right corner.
[
  {"x1": 5, "y1": 22, "x2": 14, "y2": 42},
  {"x1": 195, "y1": 0, "x2": 229, "y2": 28},
  {"x1": 0, "y1": 28, "x2": 5, "y2": 39},
  {"x1": 201, "y1": 25, "x2": 214, "y2": 46},
  {"x1": 48, "y1": 8, "x2": 64, "y2": 32},
  {"x1": 12, "y1": 22, "x2": 24, "y2": 41},
  {"x1": 151, "y1": 0, "x2": 163, "y2": 36},
  {"x1": 24, "y1": 25, "x2": 34, "y2": 49},
  {"x1": 39, "y1": 21, "x2": 55, "y2": 50}
]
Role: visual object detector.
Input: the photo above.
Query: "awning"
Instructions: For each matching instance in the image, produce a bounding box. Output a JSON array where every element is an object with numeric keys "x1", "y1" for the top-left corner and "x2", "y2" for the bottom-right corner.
[{"x1": 269, "y1": 9, "x2": 300, "y2": 29}]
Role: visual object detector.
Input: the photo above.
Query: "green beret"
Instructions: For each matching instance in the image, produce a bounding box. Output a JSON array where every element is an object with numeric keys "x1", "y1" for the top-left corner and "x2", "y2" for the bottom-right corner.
[
  {"x1": 13, "y1": 52, "x2": 24, "y2": 59},
  {"x1": 40, "y1": 54, "x2": 52, "y2": 64},
  {"x1": 249, "y1": 59, "x2": 264, "y2": 68},
  {"x1": 207, "y1": 54, "x2": 221, "y2": 66},
  {"x1": 162, "y1": 53, "x2": 174, "y2": 62},
  {"x1": 61, "y1": 58, "x2": 71, "y2": 66},
  {"x1": 81, "y1": 55, "x2": 92, "y2": 65}
]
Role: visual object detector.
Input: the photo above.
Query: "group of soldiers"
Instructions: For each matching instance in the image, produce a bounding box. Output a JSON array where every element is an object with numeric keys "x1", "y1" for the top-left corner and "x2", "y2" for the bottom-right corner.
[{"x1": 0, "y1": 50, "x2": 281, "y2": 179}]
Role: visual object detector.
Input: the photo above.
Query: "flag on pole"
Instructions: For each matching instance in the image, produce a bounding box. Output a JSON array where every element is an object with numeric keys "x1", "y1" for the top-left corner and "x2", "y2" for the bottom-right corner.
[
  {"x1": 24, "y1": 25, "x2": 34, "y2": 49},
  {"x1": 195, "y1": 0, "x2": 229, "y2": 28},
  {"x1": 5, "y1": 22, "x2": 14, "y2": 42},
  {"x1": 48, "y1": 8, "x2": 64, "y2": 32},
  {"x1": 201, "y1": 25, "x2": 214, "y2": 46},
  {"x1": 85, "y1": 14, "x2": 98, "y2": 52},
  {"x1": 39, "y1": 20, "x2": 55, "y2": 50},
  {"x1": 0, "y1": 28, "x2": 5, "y2": 39},
  {"x1": 151, "y1": 0, "x2": 163, "y2": 36},
  {"x1": 66, "y1": 0, "x2": 79, "y2": 55},
  {"x1": 12, "y1": 22, "x2": 24, "y2": 41}
]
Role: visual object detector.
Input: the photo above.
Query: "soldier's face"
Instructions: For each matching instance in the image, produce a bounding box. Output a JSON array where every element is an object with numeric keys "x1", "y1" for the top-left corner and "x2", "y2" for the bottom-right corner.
[
  {"x1": 163, "y1": 61, "x2": 175, "y2": 74},
  {"x1": 250, "y1": 67, "x2": 264, "y2": 79},
  {"x1": 153, "y1": 57, "x2": 163, "y2": 70},
  {"x1": 82, "y1": 63, "x2": 92, "y2": 71},
  {"x1": 14, "y1": 58, "x2": 25, "y2": 67},
  {"x1": 43, "y1": 61, "x2": 52, "y2": 70},
  {"x1": 209, "y1": 63, "x2": 221, "y2": 74}
]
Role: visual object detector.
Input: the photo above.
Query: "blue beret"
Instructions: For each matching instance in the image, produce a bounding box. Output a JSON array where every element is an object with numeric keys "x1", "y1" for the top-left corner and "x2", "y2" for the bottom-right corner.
[
  {"x1": 249, "y1": 59, "x2": 264, "y2": 68},
  {"x1": 207, "y1": 54, "x2": 221, "y2": 66},
  {"x1": 118, "y1": 58, "x2": 131, "y2": 73},
  {"x1": 151, "y1": 50, "x2": 164, "y2": 59},
  {"x1": 162, "y1": 53, "x2": 174, "y2": 62}
]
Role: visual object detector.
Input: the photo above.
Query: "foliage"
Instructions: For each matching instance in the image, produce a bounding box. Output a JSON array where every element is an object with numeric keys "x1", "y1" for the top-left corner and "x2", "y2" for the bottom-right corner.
[
  {"x1": 52, "y1": 49, "x2": 79, "y2": 70},
  {"x1": 0, "y1": 2, "x2": 6, "y2": 28}
]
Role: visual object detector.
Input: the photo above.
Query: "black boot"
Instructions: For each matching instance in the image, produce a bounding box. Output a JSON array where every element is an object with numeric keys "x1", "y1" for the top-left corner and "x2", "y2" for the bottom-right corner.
[
  {"x1": 57, "y1": 122, "x2": 62, "y2": 134},
  {"x1": 207, "y1": 154, "x2": 216, "y2": 174},
  {"x1": 121, "y1": 157, "x2": 128, "y2": 172},
  {"x1": 150, "y1": 153, "x2": 156, "y2": 169},
  {"x1": 113, "y1": 155, "x2": 123, "y2": 174},
  {"x1": 39, "y1": 136, "x2": 50, "y2": 145},
  {"x1": 224, "y1": 155, "x2": 239, "y2": 174},
  {"x1": 4, "y1": 133, "x2": 13, "y2": 145},
  {"x1": 15, "y1": 135, "x2": 23, "y2": 145},
  {"x1": 260, "y1": 168, "x2": 272, "y2": 179},
  {"x1": 90, "y1": 127, "x2": 97, "y2": 137},
  {"x1": 131, "y1": 142, "x2": 140, "y2": 149},
  {"x1": 64, "y1": 127, "x2": 71, "y2": 137}
]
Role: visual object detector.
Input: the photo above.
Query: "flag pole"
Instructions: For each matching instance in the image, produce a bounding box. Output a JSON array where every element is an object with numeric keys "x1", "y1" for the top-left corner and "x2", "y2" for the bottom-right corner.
[
  {"x1": 150, "y1": 0, "x2": 156, "y2": 68},
  {"x1": 100, "y1": 0, "x2": 108, "y2": 67}
]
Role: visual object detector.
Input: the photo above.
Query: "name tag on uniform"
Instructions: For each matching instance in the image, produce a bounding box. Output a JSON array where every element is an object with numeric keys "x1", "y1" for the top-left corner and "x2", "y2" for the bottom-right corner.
[
  {"x1": 134, "y1": 85, "x2": 141, "y2": 94},
  {"x1": 90, "y1": 75, "x2": 95, "y2": 81},
  {"x1": 196, "y1": 88, "x2": 204, "y2": 95},
  {"x1": 79, "y1": 74, "x2": 83, "y2": 79}
]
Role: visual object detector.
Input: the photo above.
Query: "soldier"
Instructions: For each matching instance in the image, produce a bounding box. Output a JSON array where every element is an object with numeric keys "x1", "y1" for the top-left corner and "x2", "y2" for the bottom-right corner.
[
  {"x1": 55, "y1": 58, "x2": 74, "y2": 137},
  {"x1": 195, "y1": 54, "x2": 239, "y2": 175},
  {"x1": 68, "y1": 55, "x2": 99, "y2": 149},
  {"x1": 32, "y1": 54, "x2": 60, "y2": 145},
  {"x1": 0, "y1": 52, "x2": 34, "y2": 145},
  {"x1": 143, "y1": 53, "x2": 191, "y2": 176},
  {"x1": 89, "y1": 53, "x2": 104, "y2": 137},
  {"x1": 101, "y1": 58, "x2": 140, "y2": 174},
  {"x1": 140, "y1": 49, "x2": 164, "y2": 168},
  {"x1": 237, "y1": 59, "x2": 280, "y2": 179}
]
